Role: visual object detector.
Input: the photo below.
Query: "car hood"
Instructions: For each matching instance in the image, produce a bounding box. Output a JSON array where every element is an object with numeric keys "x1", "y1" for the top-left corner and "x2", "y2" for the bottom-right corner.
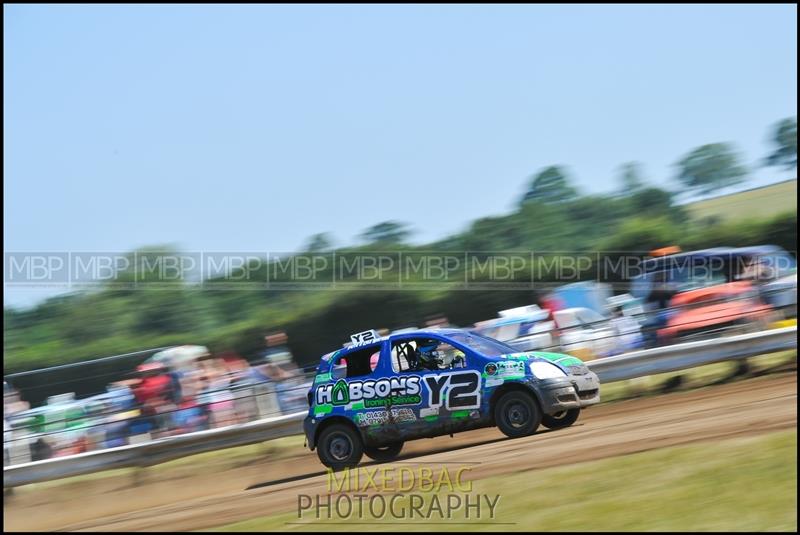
[{"x1": 494, "y1": 351, "x2": 584, "y2": 369}]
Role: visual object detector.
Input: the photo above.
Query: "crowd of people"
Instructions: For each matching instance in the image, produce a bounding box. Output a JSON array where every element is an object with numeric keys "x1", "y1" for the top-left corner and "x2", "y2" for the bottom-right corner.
[{"x1": 3, "y1": 333, "x2": 311, "y2": 465}]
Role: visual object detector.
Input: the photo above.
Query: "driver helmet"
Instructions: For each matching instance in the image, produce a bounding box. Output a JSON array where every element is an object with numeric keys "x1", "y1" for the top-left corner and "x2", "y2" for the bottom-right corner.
[{"x1": 417, "y1": 342, "x2": 442, "y2": 369}]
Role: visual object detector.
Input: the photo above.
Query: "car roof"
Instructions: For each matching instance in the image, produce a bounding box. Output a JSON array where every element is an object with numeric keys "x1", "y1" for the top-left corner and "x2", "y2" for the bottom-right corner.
[
  {"x1": 332, "y1": 328, "x2": 468, "y2": 357},
  {"x1": 390, "y1": 327, "x2": 466, "y2": 339}
]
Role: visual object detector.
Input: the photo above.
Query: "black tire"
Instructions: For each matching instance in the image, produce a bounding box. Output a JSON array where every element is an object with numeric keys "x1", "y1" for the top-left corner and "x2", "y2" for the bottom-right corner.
[
  {"x1": 494, "y1": 390, "x2": 541, "y2": 438},
  {"x1": 363, "y1": 441, "x2": 404, "y2": 462},
  {"x1": 541, "y1": 408, "x2": 580, "y2": 429},
  {"x1": 316, "y1": 423, "x2": 363, "y2": 470}
]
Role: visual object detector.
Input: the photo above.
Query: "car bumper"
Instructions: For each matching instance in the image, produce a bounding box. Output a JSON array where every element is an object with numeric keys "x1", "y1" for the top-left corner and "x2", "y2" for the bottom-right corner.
[
  {"x1": 303, "y1": 416, "x2": 316, "y2": 450},
  {"x1": 532, "y1": 378, "x2": 583, "y2": 415},
  {"x1": 570, "y1": 371, "x2": 600, "y2": 407}
]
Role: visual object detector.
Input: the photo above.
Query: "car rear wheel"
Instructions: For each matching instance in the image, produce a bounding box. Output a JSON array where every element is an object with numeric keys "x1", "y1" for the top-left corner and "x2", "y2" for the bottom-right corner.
[
  {"x1": 363, "y1": 441, "x2": 404, "y2": 462},
  {"x1": 541, "y1": 408, "x2": 580, "y2": 429},
  {"x1": 494, "y1": 390, "x2": 541, "y2": 438},
  {"x1": 316, "y1": 423, "x2": 363, "y2": 470}
]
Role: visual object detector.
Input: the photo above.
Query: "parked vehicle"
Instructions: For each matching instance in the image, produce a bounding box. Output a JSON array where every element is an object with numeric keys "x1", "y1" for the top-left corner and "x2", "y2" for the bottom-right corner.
[
  {"x1": 633, "y1": 245, "x2": 795, "y2": 344},
  {"x1": 473, "y1": 305, "x2": 556, "y2": 352},
  {"x1": 475, "y1": 302, "x2": 643, "y2": 359},
  {"x1": 657, "y1": 281, "x2": 775, "y2": 342},
  {"x1": 551, "y1": 307, "x2": 620, "y2": 360},
  {"x1": 549, "y1": 281, "x2": 613, "y2": 316}
]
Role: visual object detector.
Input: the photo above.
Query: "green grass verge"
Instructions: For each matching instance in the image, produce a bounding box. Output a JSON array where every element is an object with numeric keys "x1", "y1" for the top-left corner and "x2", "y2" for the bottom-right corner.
[
  {"x1": 211, "y1": 429, "x2": 798, "y2": 532},
  {"x1": 598, "y1": 350, "x2": 797, "y2": 403}
]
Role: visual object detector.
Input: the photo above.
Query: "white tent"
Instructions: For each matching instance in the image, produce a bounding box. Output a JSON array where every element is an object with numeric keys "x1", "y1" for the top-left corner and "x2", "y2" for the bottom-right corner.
[{"x1": 146, "y1": 345, "x2": 210, "y2": 371}]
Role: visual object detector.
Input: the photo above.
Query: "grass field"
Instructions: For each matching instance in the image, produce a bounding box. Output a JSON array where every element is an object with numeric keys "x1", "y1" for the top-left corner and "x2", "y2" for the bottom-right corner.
[
  {"x1": 683, "y1": 179, "x2": 797, "y2": 223},
  {"x1": 213, "y1": 429, "x2": 798, "y2": 532}
]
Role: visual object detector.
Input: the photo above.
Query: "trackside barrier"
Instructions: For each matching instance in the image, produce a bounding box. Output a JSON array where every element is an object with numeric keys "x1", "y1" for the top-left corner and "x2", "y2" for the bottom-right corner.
[
  {"x1": 586, "y1": 325, "x2": 797, "y2": 382},
  {"x1": 3, "y1": 411, "x2": 306, "y2": 488},
  {"x1": 4, "y1": 326, "x2": 796, "y2": 488}
]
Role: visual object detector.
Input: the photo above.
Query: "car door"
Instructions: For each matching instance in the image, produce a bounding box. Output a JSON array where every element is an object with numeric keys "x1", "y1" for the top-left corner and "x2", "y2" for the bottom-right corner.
[
  {"x1": 387, "y1": 335, "x2": 483, "y2": 439},
  {"x1": 323, "y1": 340, "x2": 403, "y2": 444}
]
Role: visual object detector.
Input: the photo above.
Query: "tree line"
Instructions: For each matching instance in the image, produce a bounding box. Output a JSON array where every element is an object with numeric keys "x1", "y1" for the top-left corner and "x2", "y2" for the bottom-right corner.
[{"x1": 3, "y1": 117, "x2": 797, "y2": 388}]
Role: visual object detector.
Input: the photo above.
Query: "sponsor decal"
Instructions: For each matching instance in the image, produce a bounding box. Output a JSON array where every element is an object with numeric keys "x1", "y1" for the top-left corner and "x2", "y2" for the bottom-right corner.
[
  {"x1": 423, "y1": 370, "x2": 481, "y2": 410},
  {"x1": 350, "y1": 329, "x2": 380, "y2": 346},
  {"x1": 495, "y1": 360, "x2": 526, "y2": 379},
  {"x1": 484, "y1": 361, "x2": 525, "y2": 388},
  {"x1": 316, "y1": 376, "x2": 422, "y2": 406},
  {"x1": 314, "y1": 404, "x2": 333, "y2": 417},
  {"x1": 356, "y1": 408, "x2": 416, "y2": 426},
  {"x1": 365, "y1": 395, "x2": 421, "y2": 408},
  {"x1": 314, "y1": 372, "x2": 332, "y2": 384},
  {"x1": 484, "y1": 377, "x2": 504, "y2": 388},
  {"x1": 419, "y1": 407, "x2": 439, "y2": 418}
]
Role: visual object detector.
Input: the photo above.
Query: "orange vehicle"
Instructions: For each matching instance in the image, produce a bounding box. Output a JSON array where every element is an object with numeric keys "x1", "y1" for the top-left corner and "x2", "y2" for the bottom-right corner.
[{"x1": 657, "y1": 281, "x2": 774, "y2": 342}]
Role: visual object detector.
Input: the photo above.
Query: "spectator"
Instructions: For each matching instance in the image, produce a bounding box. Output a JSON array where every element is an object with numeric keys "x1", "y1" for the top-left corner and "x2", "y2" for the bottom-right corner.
[
  {"x1": 4, "y1": 382, "x2": 33, "y2": 465},
  {"x1": 3, "y1": 382, "x2": 30, "y2": 416},
  {"x1": 3, "y1": 343, "x2": 318, "y2": 464},
  {"x1": 196, "y1": 357, "x2": 236, "y2": 428},
  {"x1": 132, "y1": 362, "x2": 175, "y2": 437},
  {"x1": 172, "y1": 393, "x2": 207, "y2": 433},
  {"x1": 609, "y1": 306, "x2": 644, "y2": 354},
  {"x1": 259, "y1": 332, "x2": 295, "y2": 366},
  {"x1": 424, "y1": 315, "x2": 453, "y2": 329},
  {"x1": 252, "y1": 333, "x2": 310, "y2": 413}
]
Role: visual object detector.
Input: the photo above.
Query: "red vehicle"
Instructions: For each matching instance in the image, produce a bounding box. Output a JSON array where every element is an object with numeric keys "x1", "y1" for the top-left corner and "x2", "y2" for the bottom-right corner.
[{"x1": 657, "y1": 281, "x2": 774, "y2": 342}]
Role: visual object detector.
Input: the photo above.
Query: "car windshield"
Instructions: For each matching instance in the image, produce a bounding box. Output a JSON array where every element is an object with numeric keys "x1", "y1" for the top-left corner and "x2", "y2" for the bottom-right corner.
[{"x1": 455, "y1": 331, "x2": 518, "y2": 357}]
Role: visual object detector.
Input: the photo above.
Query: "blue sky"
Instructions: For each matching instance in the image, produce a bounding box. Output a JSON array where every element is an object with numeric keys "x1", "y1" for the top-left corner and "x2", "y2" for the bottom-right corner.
[{"x1": 4, "y1": 4, "x2": 797, "y2": 307}]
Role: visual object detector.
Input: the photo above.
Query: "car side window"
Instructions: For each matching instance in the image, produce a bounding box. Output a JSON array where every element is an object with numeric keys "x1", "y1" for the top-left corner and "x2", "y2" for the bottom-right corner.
[
  {"x1": 331, "y1": 343, "x2": 381, "y2": 379},
  {"x1": 391, "y1": 339, "x2": 419, "y2": 373},
  {"x1": 391, "y1": 338, "x2": 467, "y2": 373},
  {"x1": 432, "y1": 340, "x2": 467, "y2": 370}
]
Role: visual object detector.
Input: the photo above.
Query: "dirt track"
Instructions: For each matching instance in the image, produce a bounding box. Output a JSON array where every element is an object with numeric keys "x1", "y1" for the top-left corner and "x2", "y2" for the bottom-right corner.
[{"x1": 4, "y1": 372, "x2": 797, "y2": 532}]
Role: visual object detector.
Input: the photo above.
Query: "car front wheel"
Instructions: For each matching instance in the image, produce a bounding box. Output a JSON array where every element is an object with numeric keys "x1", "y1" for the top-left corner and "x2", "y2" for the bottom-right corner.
[
  {"x1": 317, "y1": 423, "x2": 364, "y2": 470},
  {"x1": 541, "y1": 408, "x2": 580, "y2": 429},
  {"x1": 494, "y1": 390, "x2": 541, "y2": 438}
]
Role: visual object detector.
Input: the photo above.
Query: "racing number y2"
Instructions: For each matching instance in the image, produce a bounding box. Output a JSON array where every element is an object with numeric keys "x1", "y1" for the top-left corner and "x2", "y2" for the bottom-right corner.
[{"x1": 424, "y1": 371, "x2": 481, "y2": 410}]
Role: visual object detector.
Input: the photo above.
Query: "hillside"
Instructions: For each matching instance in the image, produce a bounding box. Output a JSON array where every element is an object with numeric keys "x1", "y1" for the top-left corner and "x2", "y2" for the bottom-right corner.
[{"x1": 684, "y1": 179, "x2": 797, "y2": 224}]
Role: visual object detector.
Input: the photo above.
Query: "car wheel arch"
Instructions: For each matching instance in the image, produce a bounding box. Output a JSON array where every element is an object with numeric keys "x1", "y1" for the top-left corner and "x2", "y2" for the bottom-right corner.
[
  {"x1": 310, "y1": 415, "x2": 362, "y2": 450},
  {"x1": 488, "y1": 382, "x2": 542, "y2": 422}
]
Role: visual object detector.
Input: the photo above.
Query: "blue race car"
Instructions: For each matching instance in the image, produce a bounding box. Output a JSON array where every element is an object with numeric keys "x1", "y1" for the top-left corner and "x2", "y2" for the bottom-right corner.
[{"x1": 303, "y1": 328, "x2": 600, "y2": 469}]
